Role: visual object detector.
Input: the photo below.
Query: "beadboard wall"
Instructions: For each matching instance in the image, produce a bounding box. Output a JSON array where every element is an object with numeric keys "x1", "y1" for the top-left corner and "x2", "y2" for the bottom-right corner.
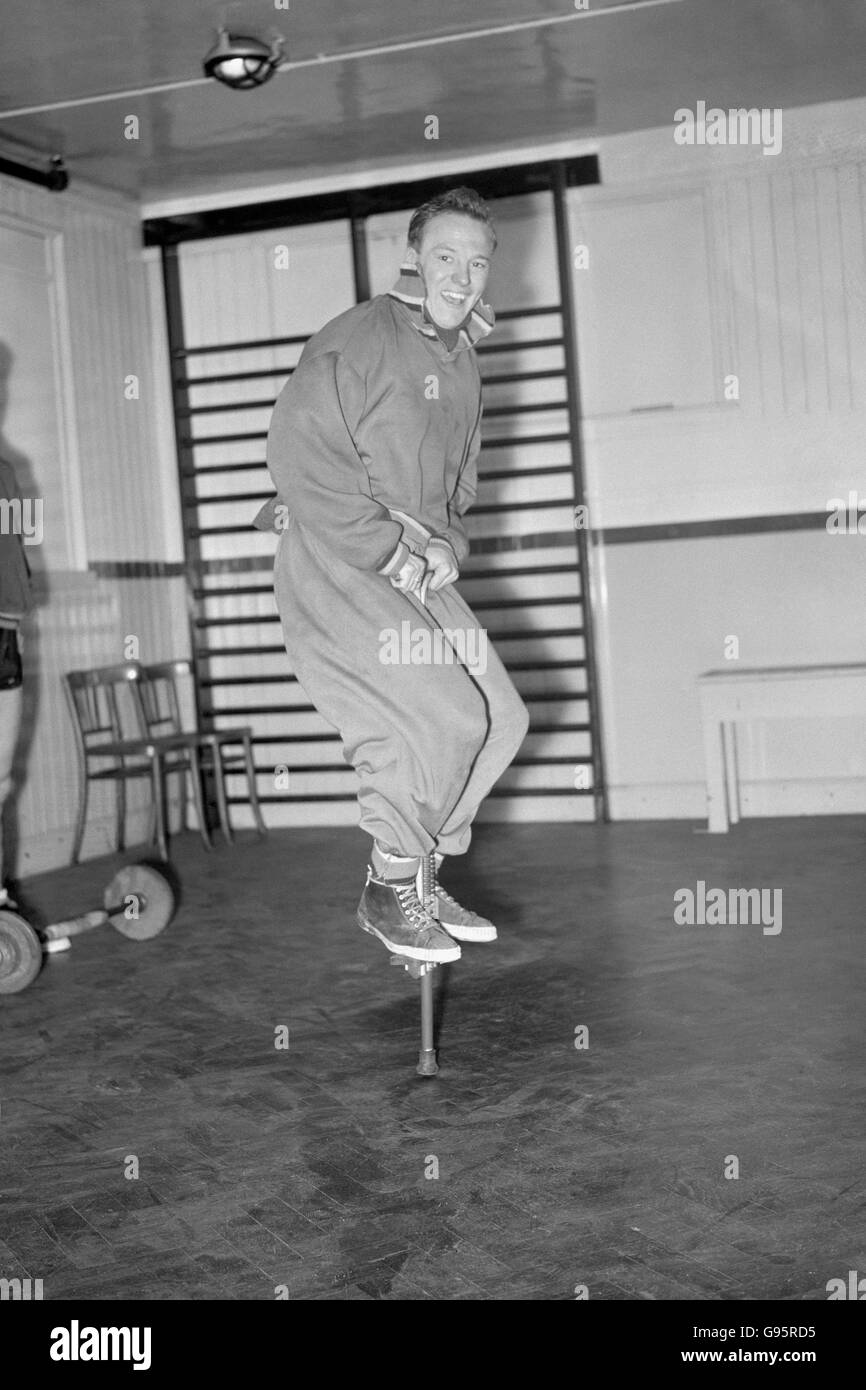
[{"x1": 0, "y1": 175, "x2": 188, "y2": 874}]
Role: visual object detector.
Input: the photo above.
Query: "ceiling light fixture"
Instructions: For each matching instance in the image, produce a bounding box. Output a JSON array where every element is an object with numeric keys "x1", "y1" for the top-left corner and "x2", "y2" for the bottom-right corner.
[{"x1": 202, "y1": 29, "x2": 285, "y2": 90}]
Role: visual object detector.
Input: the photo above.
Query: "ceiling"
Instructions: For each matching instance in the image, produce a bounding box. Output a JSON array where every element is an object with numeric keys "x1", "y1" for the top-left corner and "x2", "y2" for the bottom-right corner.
[{"x1": 0, "y1": 0, "x2": 864, "y2": 208}]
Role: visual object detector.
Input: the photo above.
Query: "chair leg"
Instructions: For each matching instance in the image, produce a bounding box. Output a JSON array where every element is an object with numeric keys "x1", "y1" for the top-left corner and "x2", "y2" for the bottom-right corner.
[
  {"x1": 211, "y1": 744, "x2": 232, "y2": 843},
  {"x1": 115, "y1": 767, "x2": 126, "y2": 854},
  {"x1": 243, "y1": 733, "x2": 267, "y2": 836},
  {"x1": 188, "y1": 748, "x2": 213, "y2": 851},
  {"x1": 70, "y1": 771, "x2": 90, "y2": 866},
  {"x1": 176, "y1": 763, "x2": 189, "y2": 834},
  {"x1": 150, "y1": 754, "x2": 169, "y2": 861}
]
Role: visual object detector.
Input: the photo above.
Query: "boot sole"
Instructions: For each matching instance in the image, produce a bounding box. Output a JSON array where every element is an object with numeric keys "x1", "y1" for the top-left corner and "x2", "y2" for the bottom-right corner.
[
  {"x1": 440, "y1": 923, "x2": 497, "y2": 943},
  {"x1": 357, "y1": 912, "x2": 461, "y2": 963}
]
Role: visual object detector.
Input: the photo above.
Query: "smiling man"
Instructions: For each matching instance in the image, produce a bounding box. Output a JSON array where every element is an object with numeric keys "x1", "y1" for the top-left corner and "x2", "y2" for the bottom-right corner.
[{"x1": 254, "y1": 186, "x2": 528, "y2": 966}]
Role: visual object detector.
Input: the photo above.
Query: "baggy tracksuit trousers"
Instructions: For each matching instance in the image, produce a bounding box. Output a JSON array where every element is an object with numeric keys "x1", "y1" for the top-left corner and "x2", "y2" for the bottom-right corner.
[{"x1": 274, "y1": 514, "x2": 529, "y2": 858}]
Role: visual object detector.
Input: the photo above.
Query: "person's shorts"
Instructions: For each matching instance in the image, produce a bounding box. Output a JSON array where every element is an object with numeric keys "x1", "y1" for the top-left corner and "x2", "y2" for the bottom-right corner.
[{"x1": 0, "y1": 626, "x2": 22, "y2": 690}]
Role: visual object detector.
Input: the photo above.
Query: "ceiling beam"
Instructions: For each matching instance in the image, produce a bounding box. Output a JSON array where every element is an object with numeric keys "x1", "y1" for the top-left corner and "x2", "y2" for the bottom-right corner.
[{"x1": 142, "y1": 155, "x2": 600, "y2": 246}]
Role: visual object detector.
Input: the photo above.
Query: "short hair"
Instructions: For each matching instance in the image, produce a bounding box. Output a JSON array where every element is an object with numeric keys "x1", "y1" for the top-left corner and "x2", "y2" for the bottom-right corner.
[{"x1": 407, "y1": 186, "x2": 497, "y2": 254}]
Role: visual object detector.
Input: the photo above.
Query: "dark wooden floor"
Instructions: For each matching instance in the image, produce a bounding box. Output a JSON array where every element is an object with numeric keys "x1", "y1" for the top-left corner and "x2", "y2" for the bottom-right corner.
[{"x1": 1, "y1": 817, "x2": 863, "y2": 1301}]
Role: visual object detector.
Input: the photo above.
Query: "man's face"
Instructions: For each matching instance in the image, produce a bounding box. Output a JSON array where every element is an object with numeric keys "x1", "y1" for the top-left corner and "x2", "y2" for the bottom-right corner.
[{"x1": 408, "y1": 212, "x2": 494, "y2": 329}]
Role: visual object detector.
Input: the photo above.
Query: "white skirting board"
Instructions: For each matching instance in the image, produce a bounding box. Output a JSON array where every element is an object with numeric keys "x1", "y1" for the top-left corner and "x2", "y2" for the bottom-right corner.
[
  {"x1": 609, "y1": 777, "x2": 866, "y2": 822},
  {"x1": 22, "y1": 779, "x2": 862, "y2": 875},
  {"x1": 227, "y1": 779, "x2": 866, "y2": 833},
  {"x1": 212, "y1": 795, "x2": 598, "y2": 832}
]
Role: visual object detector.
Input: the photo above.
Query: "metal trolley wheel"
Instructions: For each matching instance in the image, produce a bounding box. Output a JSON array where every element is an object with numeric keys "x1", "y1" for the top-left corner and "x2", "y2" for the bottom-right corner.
[{"x1": 0, "y1": 911, "x2": 43, "y2": 995}]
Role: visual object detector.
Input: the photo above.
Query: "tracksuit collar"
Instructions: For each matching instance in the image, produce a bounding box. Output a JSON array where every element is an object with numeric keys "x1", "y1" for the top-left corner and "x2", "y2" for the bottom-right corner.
[{"x1": 386, "y1": 262, "x2": 495, "y2": 352}]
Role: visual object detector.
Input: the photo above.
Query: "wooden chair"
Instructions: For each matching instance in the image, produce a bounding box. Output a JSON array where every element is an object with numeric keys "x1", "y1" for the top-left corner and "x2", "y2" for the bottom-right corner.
[
  {"x1": 62, "y1": 662, "x2": 213, "y2": 863},
  {"x1": 139, "y1": 659, "x2": 267, "y2": 843}
]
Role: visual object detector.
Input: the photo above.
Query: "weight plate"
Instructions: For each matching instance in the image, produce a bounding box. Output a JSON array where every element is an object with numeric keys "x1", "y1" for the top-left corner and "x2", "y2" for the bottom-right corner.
[
  {"x1": 0, "y1": 911, "x2": 43, "y2": 994},
  {"x1": 105, "y1": 865, "x2": 175, "y2": 941}
]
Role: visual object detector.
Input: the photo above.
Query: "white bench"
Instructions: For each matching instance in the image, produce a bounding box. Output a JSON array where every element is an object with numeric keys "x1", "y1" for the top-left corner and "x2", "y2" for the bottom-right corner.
[{"x1": 697, "y1": 664, "x2": 866, "y2": 832}]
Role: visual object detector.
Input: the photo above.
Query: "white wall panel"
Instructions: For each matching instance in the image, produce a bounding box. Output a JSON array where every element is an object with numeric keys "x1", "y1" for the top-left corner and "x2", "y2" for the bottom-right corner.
[{"x1": 571, "y1": 190, "x2": 718, "y2": 417}]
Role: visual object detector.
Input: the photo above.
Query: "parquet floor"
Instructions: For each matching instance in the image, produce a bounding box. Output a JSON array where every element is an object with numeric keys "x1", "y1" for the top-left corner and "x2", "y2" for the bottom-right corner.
[{"x1": 1, "y1": 818, "x2": 863, "y2": 1300}]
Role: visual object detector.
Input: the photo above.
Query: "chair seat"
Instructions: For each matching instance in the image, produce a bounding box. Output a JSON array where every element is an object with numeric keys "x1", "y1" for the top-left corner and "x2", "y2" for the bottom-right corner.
[
  {"x1": 88, "y1": 763, "x2": 182, "y2": 782},
  {"x1": 196, "y1": 727, "x2": 252, "y2": 744},
  {"x1": 144, "y1": 728, "x2": 250, "y2": 749},
  {"x1": 135, "y1": 731, "x2": 208, "y2": 750},
  {"x1": 86, "y1": 734, "x2": 201, "y2": 766}
]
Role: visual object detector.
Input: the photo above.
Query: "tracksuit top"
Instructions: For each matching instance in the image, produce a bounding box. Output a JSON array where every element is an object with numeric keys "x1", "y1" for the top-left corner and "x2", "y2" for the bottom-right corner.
[{"x1": 253, "y1": 264, "x2": 495, "y2": 575}]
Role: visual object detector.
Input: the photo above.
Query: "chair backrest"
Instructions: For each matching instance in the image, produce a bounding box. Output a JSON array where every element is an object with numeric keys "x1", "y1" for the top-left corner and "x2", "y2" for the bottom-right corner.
[
  {"x1": 62, "y1": 662, "x2": 148, "y2": 755},
  {"x1": 139, "y1": 660, "x2": 192, "y2": 739}
]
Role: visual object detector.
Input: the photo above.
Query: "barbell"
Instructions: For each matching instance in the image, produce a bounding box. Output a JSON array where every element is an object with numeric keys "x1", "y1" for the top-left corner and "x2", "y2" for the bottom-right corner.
[{"x1": 0, "y1": 864, "x2": 175, "y2": 996}]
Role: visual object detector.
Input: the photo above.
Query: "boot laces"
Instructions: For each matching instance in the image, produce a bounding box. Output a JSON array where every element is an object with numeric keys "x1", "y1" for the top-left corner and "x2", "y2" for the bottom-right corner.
[{"x1": 394, "y1": 882, "x2": 437, "y2": 932}]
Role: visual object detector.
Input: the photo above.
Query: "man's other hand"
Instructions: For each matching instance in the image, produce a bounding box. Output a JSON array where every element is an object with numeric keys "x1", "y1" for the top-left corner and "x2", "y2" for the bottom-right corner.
[
  {"x1": 389, "y1": 552, "x2": 428, "y2": 595},
  {"x1": 425, "y1": 539, "x2": 459, "y2": 591}
]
